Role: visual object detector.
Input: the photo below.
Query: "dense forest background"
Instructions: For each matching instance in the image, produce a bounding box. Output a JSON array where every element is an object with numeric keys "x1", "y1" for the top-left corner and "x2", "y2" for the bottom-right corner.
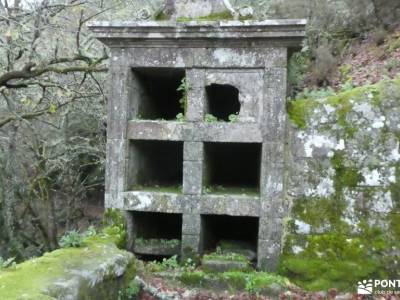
[{"x1": 0, "y1": 0, "x2": 399, "y2": 261}]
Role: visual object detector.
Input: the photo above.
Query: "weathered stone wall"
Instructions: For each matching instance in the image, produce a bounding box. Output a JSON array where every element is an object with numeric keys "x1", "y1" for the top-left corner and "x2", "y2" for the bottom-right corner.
[{"x1": 281, "y1": 78, "x2": 400, "y2": 290}]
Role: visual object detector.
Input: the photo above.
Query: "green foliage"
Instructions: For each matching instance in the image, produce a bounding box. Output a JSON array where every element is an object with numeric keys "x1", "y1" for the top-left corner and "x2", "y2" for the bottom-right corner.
[
  {"x1": 175, "y1": 112, "x2": 185, "y2": 122},
  {"x1": 331, "y1": 152, "x2": 363, "y2": 189},
  {"x1": 288, "y1": 51, "x2": 309, "y2": 93},
  {"x1": 180, "y1": 270, "x2": 207, "y2": 286},
  {"x1": 244, "y1": 272, "x2": 288, "y2": 294},
  {"x1": 85, "y1": 226, "x2": 97, "y2": 237},
  {"x1": 59, "y1": 230, "x2": 85, "y2": 248},
  {"x1": 118, "y1": 278, "x2": 141, "y2": 300},
  {"x1": 102, "y1": 209, "x2": 126, "y2": 248},
  {"x1": 146, "y1": 255, "x2": 179, "y2": 272},
  {"x1": 177, "y1": 11, "x2": 234, "y2": 22},
  {"x1": 204, "y1": 113, "x2": 239, "y2": 123},
  {"x1": 161, "y1": 255, "x2": 179, "y2": 269},
  {"x1": 228, "y1": 113, "x2": 239, "y2": 122},
  {"x1": 204, "y1": 114, "x2": 218, "y2": 123},
  {"x1": 0, "y1": 257, "x2": 16, "y2": 270},
  {"x1": 177, "y1": 77, "x2": 190, "y2": 116},
  {"x1": 209, "y1": 251, "x2": 245, "y2": 262},
  {"x1": 154, "y1": 11, "x2": 170, "y2": 21},
  {"x1": 287, "y1": 99, "x2": 318, "y2": 129},
  {"x1": 203, "y1": 249, "x2": 249, "y2": 263}
]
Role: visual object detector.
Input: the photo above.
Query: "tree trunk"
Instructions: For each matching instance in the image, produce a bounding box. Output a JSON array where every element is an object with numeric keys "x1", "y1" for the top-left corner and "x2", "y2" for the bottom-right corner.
[{"x1": 4, "y1": 122, "x2": 21, "y2": 255}]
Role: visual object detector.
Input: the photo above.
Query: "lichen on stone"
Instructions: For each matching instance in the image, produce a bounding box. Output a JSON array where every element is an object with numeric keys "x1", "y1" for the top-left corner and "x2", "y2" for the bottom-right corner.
[{"x1": 282, "y1": 77, "x2": 400, "y2": 291}]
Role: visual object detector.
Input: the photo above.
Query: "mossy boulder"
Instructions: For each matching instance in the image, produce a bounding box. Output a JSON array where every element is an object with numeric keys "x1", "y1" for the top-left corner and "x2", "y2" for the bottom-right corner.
[
  {"x1": 282, "y1": 77, "x2": 400, "y2": 291},
  {"x1": 0, "y1": 236, "x2": 135, "y2": 300}
]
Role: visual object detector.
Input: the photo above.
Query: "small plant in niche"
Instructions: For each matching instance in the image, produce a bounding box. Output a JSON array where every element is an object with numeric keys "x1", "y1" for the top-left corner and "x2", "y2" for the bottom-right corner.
[
  {"x1": 228, "y1": 113, "x2": 239, "y2": 122},
  {"x1": 175, "y1": 112, "x2": 185, "y2": 122},
  {"x1": 204, "y1": 114, "x2": 218, "y2": 123},
  {"x1": 176, "y1": 77, "x2": 190, "y2": 119}
]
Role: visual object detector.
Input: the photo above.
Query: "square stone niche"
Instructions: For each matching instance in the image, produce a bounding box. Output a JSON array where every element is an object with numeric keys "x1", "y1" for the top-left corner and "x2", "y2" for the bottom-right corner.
[{"x1": 89, "y1": 19, "x2": 306, "y2": 270}]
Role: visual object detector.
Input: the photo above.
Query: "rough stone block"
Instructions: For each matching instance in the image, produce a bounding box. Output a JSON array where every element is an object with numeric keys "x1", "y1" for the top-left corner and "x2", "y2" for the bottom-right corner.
[
  {"x1": 105, "y1": 192, "x2": 123, "y2": 209},
  {"x1": 258, "y1": 217, "x2": 283, "y2": 241},
  {"x1": 127, "y1": 48, "x2": 194, "y2": 68},
  {"x1": 186, "y1": 87, "x2": 205, "y2": 121},
  {"x1": 181, "y1": 195, "x2": 201, "y2": 214},
  {"x1": 123, "y1": 191, "x2": 183, "y2": 213},
  {"x1": 106, "y1": 139, "x2": 128, "y2": 194},
  {"x1": 126, "y1": 120, "x2": 185, "y2": 141},
  {"x1": 181, "y1": 234, "x2": 201, "y2": 258},
  {"x1": 184, "y1": 142, "x2": 204, "y2": 161},
  {"x1": 200, "y1": 195, "x2": 260, "y2": 217},
  {"x1": 183, "y1": 161, "x2": 203, "y2": 195},
  {"x1": 257, "y1": 239, "x2": 281, "y2": 271},
  {"x1": 182, "y1": 214, "x2": 201, "y2": 235},
  {"x1": 195, "y1": 123, "x2": 263, "y2": 143}
]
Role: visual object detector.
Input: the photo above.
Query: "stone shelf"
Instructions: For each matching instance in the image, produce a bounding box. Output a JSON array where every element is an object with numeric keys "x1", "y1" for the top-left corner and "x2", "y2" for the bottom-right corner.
[
  {"x1": 133, "y1": 238, "x2": 181, "y2": 256},
  {"x1": 200, "y1": 194, "x2": 260, "y2": 217},
  {"x1": 122, "y1": 192, "x2": 261, "y2": 217},
  {"x1": 123, "y1": 191, "x2": 183, "y2": 214},
  {"x1": 127, "y1": 120, "x2": 263, "y2": 143}
]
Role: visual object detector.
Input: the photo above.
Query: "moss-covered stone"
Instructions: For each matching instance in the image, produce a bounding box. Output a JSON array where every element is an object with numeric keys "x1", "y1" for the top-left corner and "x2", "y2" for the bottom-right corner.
[
  {"x1": 283, "y1": 76, "x2": 400, "y2": 292},
  {"x1": 176, "y1": 10, "x2": 255, "y2": 22},
  {"x1": 0, "y1": 235, "x2": 134, "y2": 300},
  {"x1": 179, "y1": 269, "x2": 290, "y2": 295}
]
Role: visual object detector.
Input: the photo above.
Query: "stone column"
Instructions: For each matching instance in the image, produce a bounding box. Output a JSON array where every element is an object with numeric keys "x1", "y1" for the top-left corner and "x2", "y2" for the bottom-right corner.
[{"x1": 258, "y1": 57, "x2": 289, "y2": 270}]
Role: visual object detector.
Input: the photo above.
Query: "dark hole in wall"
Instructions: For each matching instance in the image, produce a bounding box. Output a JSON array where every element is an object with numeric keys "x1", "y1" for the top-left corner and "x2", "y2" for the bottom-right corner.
[
  {"x1": 203, "y1": 142, "x2": 261, "y2": 193},
  {"x1": 201, "y1": 214, "x2": 259, "y2": 259},
  {"x1": 134, "y1": 68, "x2": 185, "y2": 120},
  {"x1": 129, "y1": 140, "x2": 183, "y2": 190},
  {"x1": 206, "y1": 84, "x2": 240, "y2": 121},
  {"x1": 132, "y1": 211, "x2": 182, "y2": 240}
]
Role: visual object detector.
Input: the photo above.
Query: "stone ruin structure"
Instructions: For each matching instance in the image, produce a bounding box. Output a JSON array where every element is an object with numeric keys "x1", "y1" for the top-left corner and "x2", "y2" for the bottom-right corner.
[{"x1": 89, "y1": 18, "x2": 306, "y2": 270}]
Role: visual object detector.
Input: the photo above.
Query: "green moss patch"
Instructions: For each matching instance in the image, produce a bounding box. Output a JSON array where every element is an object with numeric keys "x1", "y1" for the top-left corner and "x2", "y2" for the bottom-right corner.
[
  {"x1": 288, "y1": 76, "x2": 400, "y2": 130},
  {"x1": 177, "y1": 11, "x2": 233, "y2": 22},
  {"x1": 179, "y1": 269, "x2": 290, "y2": 294},
  {"x1": 0, "y1": 236, "x2": 133, "y2": 300}
]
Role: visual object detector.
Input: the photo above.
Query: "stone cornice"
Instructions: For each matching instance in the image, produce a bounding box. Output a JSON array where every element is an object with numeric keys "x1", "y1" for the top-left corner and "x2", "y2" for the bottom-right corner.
[{"x1": 87, "y1": 19, "x2": 307, "y2": 48}]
